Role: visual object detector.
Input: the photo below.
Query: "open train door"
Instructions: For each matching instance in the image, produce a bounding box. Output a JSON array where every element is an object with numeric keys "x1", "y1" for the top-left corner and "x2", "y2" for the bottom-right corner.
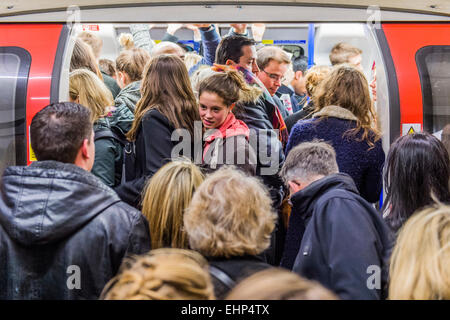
[
  {"x1": 376, "y1": 24, "x2": 450, "y2": 141},
  {"x1": 0, "y1": 23, "x2": 69, "y2": 173}
]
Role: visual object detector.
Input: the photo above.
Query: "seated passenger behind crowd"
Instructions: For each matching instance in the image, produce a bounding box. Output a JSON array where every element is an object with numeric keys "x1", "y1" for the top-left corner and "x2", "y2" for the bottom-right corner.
[
  {"x1": 280, "y1": 141, "x2": 393, "y2": 299},
  {"x1": 198, "y1": 67, "x2": 257, "y2": 174},
  {"x1": 226, "y1": 268, "x2": 337, "y2": 300},
  {"x1": 382, "y1": 132, "x2": 450, "y2": 233},
  {"x1": 284, "y1": 65, "x2": 331, "y2": 133},
  {"x1": 115, "y1": 54, "x2": 199, "y2": 208},
  {"x1": 141, "y1": 159, "x2": 204, "y2": 249},
  {"x1": 101, "y1": 248, "x2": 215, "y2": 300},
  {"x1": 388, "y1": 204, "x2": 450, "y2": 300},
  {"x1": 0, "y1": 102, "x2": 150, "y2": 299},
  {"x1": 69, "y1": 69, "x2": 123, "y2": 187},
  {"x1": 111, "y1": 46, "x2": 150, "y2": 135},
  {"x1": 286, "y1": 64, "x2": 385, "y2": 203},
  {"x1": 184, "y1": 167, "x2": 277, "y2": 299}
]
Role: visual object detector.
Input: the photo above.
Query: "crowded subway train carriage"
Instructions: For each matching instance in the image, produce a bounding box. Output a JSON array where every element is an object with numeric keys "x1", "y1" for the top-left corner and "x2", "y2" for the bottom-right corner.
[{"x1": 0, "y1": 0, "x2": 449, "y2": 301}]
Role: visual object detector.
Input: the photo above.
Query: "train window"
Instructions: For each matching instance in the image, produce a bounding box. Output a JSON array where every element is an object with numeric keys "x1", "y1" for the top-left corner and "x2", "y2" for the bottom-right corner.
[
  {"x1": 0, "y1": 47, "x2": 30, "y2": 176},
  {"x1": 416, "y1": 46, "x2": 450, "y2": 135}
]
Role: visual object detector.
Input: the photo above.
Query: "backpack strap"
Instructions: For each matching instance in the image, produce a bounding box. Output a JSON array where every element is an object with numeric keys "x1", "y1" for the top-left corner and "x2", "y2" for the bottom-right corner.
[
  {"x1": 95, "y1": 128, "x2": 128, "y2": 146},
  {"x1": 94, "y1": 129, "x2": 116, "y2": 142},
  {"x1": 209, "y1": 265, "x2": 236, "y2": 290}
]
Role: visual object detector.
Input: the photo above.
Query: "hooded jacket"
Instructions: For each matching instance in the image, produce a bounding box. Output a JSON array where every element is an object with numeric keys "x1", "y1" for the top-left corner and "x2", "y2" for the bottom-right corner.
[
  {"x1": 110, "y1": 80, "x2": 141, "y2": 135},
  {"x1": 0, "y1": 161, "x2": 150, "y2": 299},
  {"x1": 287, "y1": 173, "x2": 393, "y2": 300},
  {"x1": 202, "y1": 112, "x2": 256, "y2": 175},
  {"x1": 286, "y1": 105, "x2": 385, "y2": 203},
  {"x1": 92, "y1": 116, "x2": 123, "y2": 187}
]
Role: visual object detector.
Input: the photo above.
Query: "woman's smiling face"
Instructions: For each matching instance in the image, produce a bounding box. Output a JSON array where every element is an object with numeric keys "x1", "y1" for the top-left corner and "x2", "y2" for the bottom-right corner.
[{"x1": 199, "y1": 91, "x2": 230, "y2": 129}]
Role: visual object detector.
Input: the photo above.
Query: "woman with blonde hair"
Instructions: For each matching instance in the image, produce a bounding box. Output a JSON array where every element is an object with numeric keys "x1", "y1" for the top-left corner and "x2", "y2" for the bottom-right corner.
[
  {"x1": 115, "y1": 54, "x2": 200, "y2": 208},
  {"x1": 69, "y1": 68, "x2": 123, "y2": 187},
  {"x1": 388, "y1": 204, "x2": 450, "y2": 299},
  {"x1": 141, "y1": 159, "x2": 204, "y2": 249},
  {"x1": 184, "y1": 166, "x2": 277, "y2": 299},
  {"x1": 286, "y1": 64, "x2": 385, "y2": 203},
  {"x1": 100, "y1": 248, "x2": 215, "y2": 300},
  {"x1": 226, "y1": 268, "x2": 338, "y2": 300}
]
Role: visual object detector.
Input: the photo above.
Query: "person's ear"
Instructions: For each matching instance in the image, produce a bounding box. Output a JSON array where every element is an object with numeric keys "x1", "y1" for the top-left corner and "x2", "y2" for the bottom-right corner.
[
  {"x1": 288, "y1": 180, "x2": 301, "y2": 194},
  {"x1": 80, "y1": 138, "x2": 91, "y2": 159},
  {"x1": 294, "y1": 70, "x2": 303, "y2": 80},
  {"x1": 226, "y1": 59, "x2": 236, "y2": 66}
]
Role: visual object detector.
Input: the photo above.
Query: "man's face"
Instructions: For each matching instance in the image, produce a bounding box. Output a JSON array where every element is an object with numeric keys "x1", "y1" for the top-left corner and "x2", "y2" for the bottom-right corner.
[
  {"x1": 257, "y1": 60, "x2": 289, "y2": 96},
  {"x1": 348, "y1": 54, "x2": 363, "y2": 72},
  {"x1": 237, "y1": 45, "x2": 259, "y2": 74},
  {"x1": 291, "y1": 71, "x2": 307, "y2": 96}
]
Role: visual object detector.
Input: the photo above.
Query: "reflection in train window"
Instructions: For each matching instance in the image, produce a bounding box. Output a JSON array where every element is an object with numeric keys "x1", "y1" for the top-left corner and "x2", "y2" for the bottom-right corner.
[
  {"x1": 416, "y1": 46, "x2": 450, "y2": 136},
  {"x1": 0, "y1": 47, "x2": 30, "y2": 176}
]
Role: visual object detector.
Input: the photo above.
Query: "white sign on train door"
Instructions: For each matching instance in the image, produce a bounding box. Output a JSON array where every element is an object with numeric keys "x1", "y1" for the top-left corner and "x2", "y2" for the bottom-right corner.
[{"x1": 402, "y1": 123, "x2": 421, "y2": 136}]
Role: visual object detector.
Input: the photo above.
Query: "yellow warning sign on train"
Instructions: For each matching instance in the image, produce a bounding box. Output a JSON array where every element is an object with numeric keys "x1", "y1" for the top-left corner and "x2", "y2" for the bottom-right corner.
[
  {"x1": 28, "y1": 126, "x2": 37, "y2": 162},
  {"x1": 29, "y1": 145, "x2": 37, "y2": 162},
  {"x1": 402, "y1": 123, "x2": 421, "y2": 136}
]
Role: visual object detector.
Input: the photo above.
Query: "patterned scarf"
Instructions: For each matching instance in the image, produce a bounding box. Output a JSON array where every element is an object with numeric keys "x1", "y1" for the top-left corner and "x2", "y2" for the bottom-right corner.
[{"x1": 211, "y1": 64, "x2": 289, "y2": 147}]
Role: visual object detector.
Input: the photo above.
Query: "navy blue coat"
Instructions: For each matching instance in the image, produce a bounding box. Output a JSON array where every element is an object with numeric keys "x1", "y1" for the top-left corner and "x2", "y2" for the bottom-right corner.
[
  {"x1": 286, "y1": 106, "x2": 385, "y2": 203},
  {"x1": 288, "y1": 173, "x2": 393, "y2": 300}
]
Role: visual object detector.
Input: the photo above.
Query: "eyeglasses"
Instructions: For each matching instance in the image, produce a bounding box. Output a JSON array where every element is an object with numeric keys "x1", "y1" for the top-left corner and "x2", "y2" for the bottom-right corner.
[{"x1": 262, "y1": 69, "x2": 285, "y2": 82}]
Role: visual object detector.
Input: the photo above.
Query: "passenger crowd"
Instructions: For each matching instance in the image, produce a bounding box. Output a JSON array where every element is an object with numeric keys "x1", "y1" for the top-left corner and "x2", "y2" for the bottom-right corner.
[{"x1": 0, "y1": 23, "x2": 448, "y2": 300}]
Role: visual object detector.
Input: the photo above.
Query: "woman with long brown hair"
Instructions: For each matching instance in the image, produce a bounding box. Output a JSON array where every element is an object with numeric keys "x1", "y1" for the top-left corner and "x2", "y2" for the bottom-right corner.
[
  {"x1": 285, "y1": 64, "x2": 385, "y2": 203},
  {"x1": 115, "y1": 54, "x2": 200, "y2": 208}
]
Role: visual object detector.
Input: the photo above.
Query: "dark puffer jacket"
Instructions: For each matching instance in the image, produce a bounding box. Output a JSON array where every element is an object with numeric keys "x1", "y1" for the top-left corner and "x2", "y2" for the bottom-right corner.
[
  {"x1": 0, "y1": 161, "x2": 150, "y2": 300},
  {"x1": 288, "y1": 173, "x2": 393, "y2": 300}
]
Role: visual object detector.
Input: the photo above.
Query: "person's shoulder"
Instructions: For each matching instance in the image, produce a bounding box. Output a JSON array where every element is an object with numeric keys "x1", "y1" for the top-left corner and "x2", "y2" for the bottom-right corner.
[
  {"x1": 100, "y1": 199, "x2": 143, "y2": 225},
  {"x1": 290, "y1": 118, "x2": 317, "y2": 134}
]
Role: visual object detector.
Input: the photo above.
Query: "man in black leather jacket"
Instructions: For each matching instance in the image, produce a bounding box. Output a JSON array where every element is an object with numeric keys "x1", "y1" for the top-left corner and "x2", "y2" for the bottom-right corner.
[{"x1": 0, "y1": 103, "x2": 150, "y2": 299}]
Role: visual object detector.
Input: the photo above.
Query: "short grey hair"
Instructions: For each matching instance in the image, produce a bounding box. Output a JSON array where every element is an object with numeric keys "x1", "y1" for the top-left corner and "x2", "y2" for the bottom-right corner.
[
  {"x1": 280, "y1": 140, "x2": 339, "y2": 184},
  {"x1": 256, "y1": 46, "x2": 291, "y2": 70}
]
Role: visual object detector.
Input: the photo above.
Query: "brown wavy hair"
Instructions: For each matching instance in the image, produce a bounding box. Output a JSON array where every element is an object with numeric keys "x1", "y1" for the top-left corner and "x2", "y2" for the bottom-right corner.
[
  {"x1": 127, "y1": 54, "x2": 200, "y2": 141},
  {"x1": 313, "y1": 64, "x2": 380, "y2": 147}
]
